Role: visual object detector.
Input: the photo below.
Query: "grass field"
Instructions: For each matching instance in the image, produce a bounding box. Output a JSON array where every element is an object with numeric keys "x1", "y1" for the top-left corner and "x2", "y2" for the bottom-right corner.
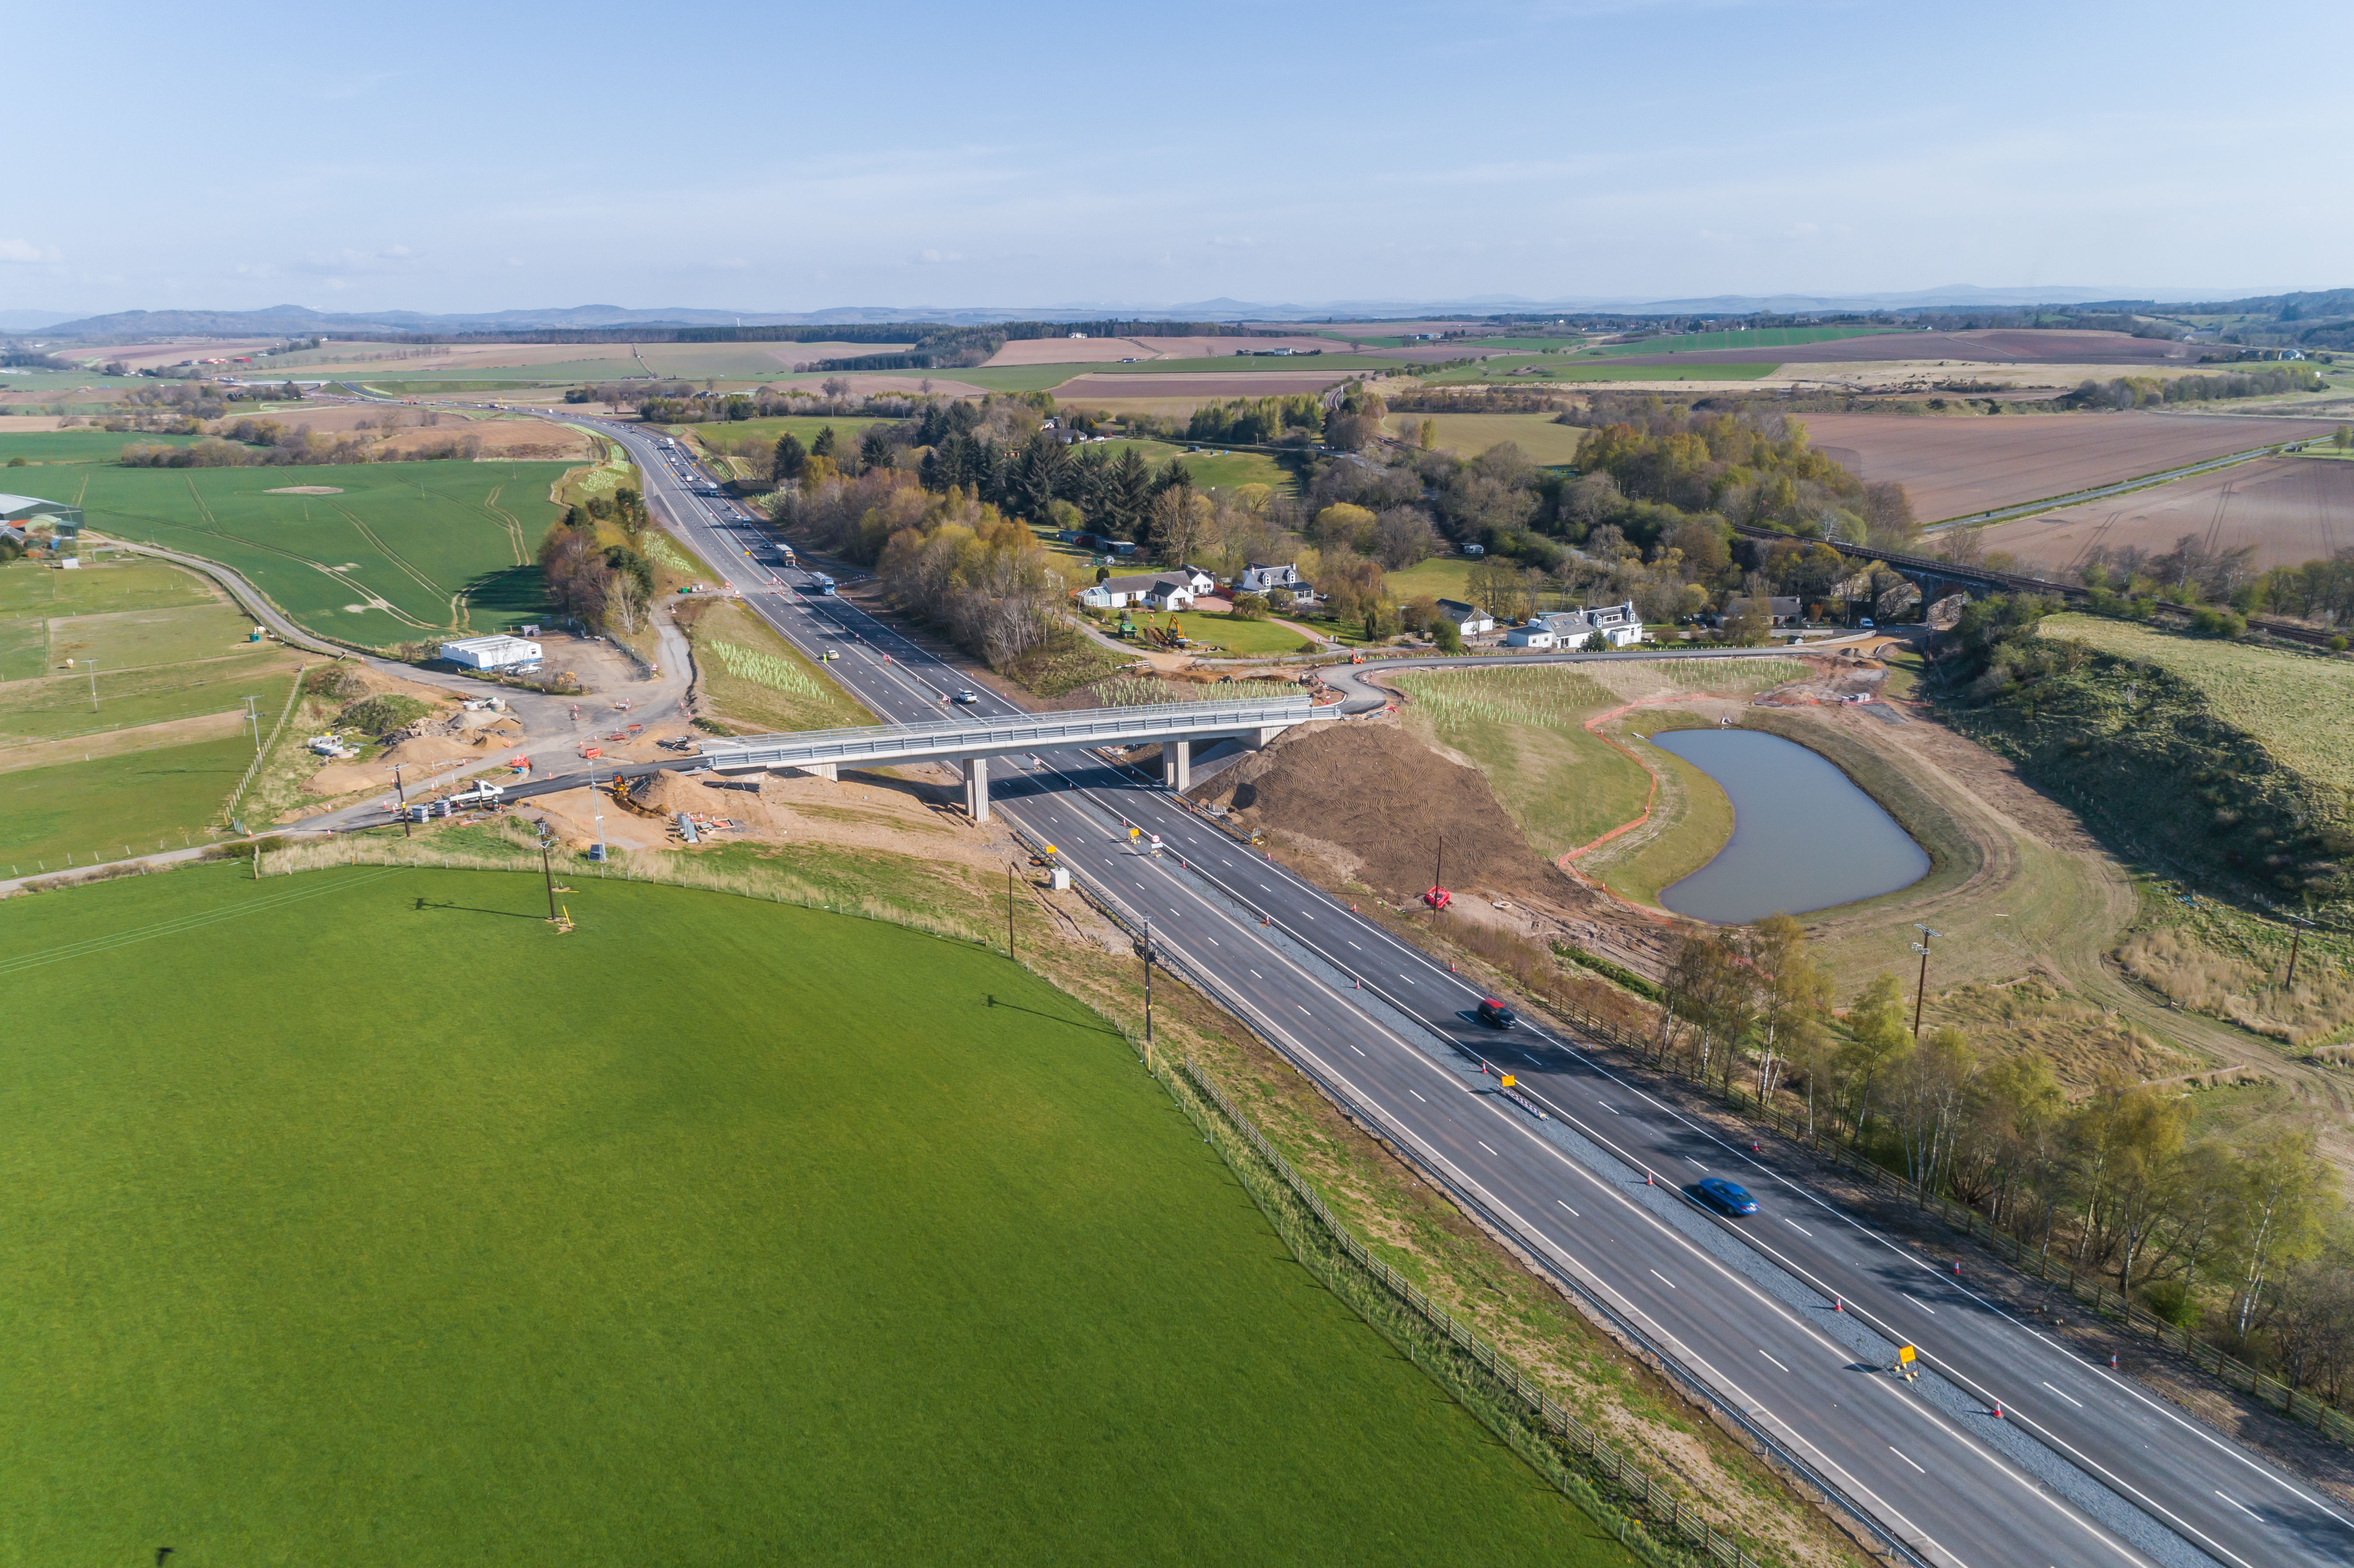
[
  {"x1": 681, "y1": 596, "x2": 873, "y2": 731},
  {"x1": 0, "y1": 864, "x2": 1634, "y2": 1565},
  {"x1": 1383, "y1": 556, "x2": 1477, "y2": 602},
  {"x1": 2038, "y1": 614, "x2": 2354, "y2": 796},
  {"x1": 1419, "y1": 360, "x2": 1778, "y2": 385},
  {"x1": 1117, "y1": 609, "x2": 1313, "y2": 656},
  {"x1": 0, "y1": 428, "x2": 204, "y2": 464},
  {"x1": 1383, "y1": 413, "x2": 1586, "y2": 464},
  {"x1": 1581, "y1": 326, "x2": 1897, "y2": 357},
  {"x1": 70, "y1": 460, "x2": 571, "y2": 645},
  {"x1": 0, "y1": 556, "x2": 215, "y2": 619},
  {"x1": 0, "y1": 727, "x2": 273, "y2": 871},
  {"x1": 1092, "y1": 438, "x2": 1301, "y2": 494},
  {"x1": 0, "y1": 646, "x2": 295, "y2": 743}
]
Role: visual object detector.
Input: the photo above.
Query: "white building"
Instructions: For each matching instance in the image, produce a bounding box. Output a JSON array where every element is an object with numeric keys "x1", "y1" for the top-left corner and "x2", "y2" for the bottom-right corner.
[
  {"x1": 1502, "y1": 625, "x2": 1557, "y2": 649},
  {"x1": 1434, "y1": 598, "x2": 1495, "y2": 636},
  {"x1": 438, "y1": 634, "x2": 543, "y2": 671}
]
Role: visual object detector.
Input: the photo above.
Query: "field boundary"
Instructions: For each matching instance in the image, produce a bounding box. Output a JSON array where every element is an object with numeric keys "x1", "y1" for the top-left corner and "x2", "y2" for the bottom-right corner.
[{"x1": 223, "y1": 662, "x2": 307, "y2": 825}]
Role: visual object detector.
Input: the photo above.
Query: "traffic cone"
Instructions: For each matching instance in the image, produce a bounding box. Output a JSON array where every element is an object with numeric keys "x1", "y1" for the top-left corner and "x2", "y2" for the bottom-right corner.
[
  {"x1": 1834, "y1": 1296, "x2": 1843, "y2": 1313},
  {"x1": 1954, "y1": 1261, "x2": 1962, "y2": 1277},
  {"x1": 1645, "y1": 1171, "x2": 1654, "y2": 1186},
  {"x1": 1992, "y1": 1401, "x2": 2003, "y2": 1419},
  {"x1": 2110, "y1": 1354, "x2": 2118, "y2": 1370}
]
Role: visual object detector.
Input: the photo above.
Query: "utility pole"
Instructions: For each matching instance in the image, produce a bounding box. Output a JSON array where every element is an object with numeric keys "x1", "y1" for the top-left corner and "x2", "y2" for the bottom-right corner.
[
  {"x1": 539, "y1": 828, "x2": 559, "y2": 920},
  {"x1": 241, "y1": 694, "x2": 262, "y2": 753},
  {"x1": 1007, "y1": 861, "x2": 1017, "y2": 961},
  {"x1": 2286, "y1": 914, "x2": 2312, "y2": 990},
  {"x1": 391, "y1": 762, "x2": 411, "y2": 837},
  {"x1": 88, "y1": 660, "x2": 101, "y2": 714},
  {"x1": 1142, "y1": 917, "x2": 1155, "y2": 1051},
  {"x1": 1911, "y1": 924, "x2": 1941, "y2": 1041}
]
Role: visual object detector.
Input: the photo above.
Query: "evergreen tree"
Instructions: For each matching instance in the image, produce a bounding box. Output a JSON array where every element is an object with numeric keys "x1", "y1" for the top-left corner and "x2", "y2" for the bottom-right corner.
[
  {"x1": 772, "y1": 432, "x2": 806, "y2": 482},
  {"x1": 811, "y1": 425, "x2": 838, "y2": 460}
]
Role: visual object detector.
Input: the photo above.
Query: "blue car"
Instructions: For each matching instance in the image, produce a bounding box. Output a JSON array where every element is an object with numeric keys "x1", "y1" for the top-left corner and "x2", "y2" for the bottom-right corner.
[{"x1": 1694, "y1": 1177, "x2": 1759, "y2": 1216}]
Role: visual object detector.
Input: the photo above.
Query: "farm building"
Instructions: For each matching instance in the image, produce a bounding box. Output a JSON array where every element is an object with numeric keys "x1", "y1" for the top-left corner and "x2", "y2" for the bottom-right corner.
[
  {"x1": 438, "y1": 634, "x2": 543, "y2": 671},
  {"x1": 0, "y1": 492, "x2": 84, "y2": 544},
  {"x1": 1715, "y1": 595, "x2": 1804, "y2": 628}
]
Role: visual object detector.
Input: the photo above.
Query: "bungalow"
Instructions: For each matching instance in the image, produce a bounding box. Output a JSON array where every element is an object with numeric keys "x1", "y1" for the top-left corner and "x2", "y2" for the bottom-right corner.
[
  {"x1": 1502, "y1": 624, "x2": 1556, "y2": 649},
  {"x1": 1715, "y1": 595, "x2": 1804, "y2": 628},
  {"x1": 1078, "y1": 571, "x2": 1199, "y2": 612},
  {"x1": 1578, "y1": 600, "x2": 1644, "y2": 647},
  {"x1": 1434, "y1": 598, "x2": 1495, "y2": 636},
  {"x1": 1171, "y1": 564, "x2": 1220, "y2": 597},
  {"x1": 1234, "y1": 561, "x2": 1303, "y2": 596}
]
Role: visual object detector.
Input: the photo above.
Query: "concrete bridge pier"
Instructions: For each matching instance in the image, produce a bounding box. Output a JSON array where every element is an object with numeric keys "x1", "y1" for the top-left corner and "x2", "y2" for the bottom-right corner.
[
  {"x1": 782, "y1": 762, "x2": 837, "y2": 782},
  {"x1": 963, "y1": 755, "x2": 990, "y2": 822},
  {"x1": 1162, "y1": 738, "x2": 1191, "y2": 792}
]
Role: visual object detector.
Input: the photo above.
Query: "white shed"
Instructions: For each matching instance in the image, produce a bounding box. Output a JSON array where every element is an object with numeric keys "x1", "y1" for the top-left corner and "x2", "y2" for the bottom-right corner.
[{"x1": 438, "y1": 634, "x2": 543, "y2": 670}]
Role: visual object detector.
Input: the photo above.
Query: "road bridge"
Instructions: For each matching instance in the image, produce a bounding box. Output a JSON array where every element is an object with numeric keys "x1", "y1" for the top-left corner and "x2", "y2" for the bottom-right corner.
[{"x1": 695, "y1": 696, "x2": 1329, "y2": 819}]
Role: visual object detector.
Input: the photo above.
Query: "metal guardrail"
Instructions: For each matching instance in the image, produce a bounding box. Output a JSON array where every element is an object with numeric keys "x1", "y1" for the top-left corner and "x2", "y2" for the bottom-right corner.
[{"x1": 697, "y1": 696, "x2": 1326, "y2": 772}]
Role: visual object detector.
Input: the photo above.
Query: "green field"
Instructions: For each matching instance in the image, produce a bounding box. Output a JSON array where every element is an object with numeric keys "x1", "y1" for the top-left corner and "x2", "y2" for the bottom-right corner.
[
  {"x1": 0, "y1": 865, "x2": 1632, "y2": 1565},
  {"x1": 0, "y1": 428, "x2": 205, "y2": 464},
  {"x1": 1094, "y1": 354, "x2": 1401, "y2": 376},
  {"x1": 1383, "y1": 556, "x2": 1478, "y2": 603},
  {"x1": 1581, "y1": 326, "x2": 1900, "y2": 357},
  {"x1": 0, "y1": 556, "x2": 214, "y2": 619},
  {"x1": 69, "y1": 460, "x2": 571, "y2": 646},
  {"x1": 1383, "y1": 413, "x2": 1587, "y2": 464},
  {"x1": 0, "y1": 370, "x2": 144, "y2": 390},
  {"x1": 0, "y1": 727, "x2": 274, "y2": 871},
  {"x1": 1121, "y1": 609, "x2": 1314, "y2": 655},
  {"x1": 0, "y1": 646, "x2": 294, "y2": 744},
  {"x1": 1098, "y1": 438, "x2": 1300, "y2": 493},
  {"x1": 1419, "y1": 360, "x2": 1778, "y2": 385},
  {"x1": 2039, "y1": 614, "x2": 2354, "y2": 796}
]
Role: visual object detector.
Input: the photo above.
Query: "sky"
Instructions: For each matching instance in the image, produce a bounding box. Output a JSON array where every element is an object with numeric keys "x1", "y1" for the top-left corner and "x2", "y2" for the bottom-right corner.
[{"x1": 5, "y1": 0, "x2": 2348, "y2": 318}]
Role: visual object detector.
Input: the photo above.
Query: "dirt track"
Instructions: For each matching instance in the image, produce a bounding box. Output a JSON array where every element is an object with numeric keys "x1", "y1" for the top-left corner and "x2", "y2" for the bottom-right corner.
[{"x1": 1797, "y1": 410, "x2": 2341, "y2": 521}]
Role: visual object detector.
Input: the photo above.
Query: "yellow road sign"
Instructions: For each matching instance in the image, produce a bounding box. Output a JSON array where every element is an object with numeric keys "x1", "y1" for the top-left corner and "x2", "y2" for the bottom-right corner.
[
  {"x1": 1897, "y1": 1345, "x2": 1916, "y2": 1365},
  {"x1": 1500, "y1": 1074, "x2": 1516, "y2": 1088}
]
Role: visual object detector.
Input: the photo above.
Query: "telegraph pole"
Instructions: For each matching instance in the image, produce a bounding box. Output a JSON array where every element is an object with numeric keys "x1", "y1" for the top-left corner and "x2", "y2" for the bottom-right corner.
[
  {"x1": 391, "y1": 762, "x2": 412, "y2": 838},
  {"x1": 1142, "y1": 917, "x2": 1155, "y2": 1051},
  {"x1": 2286, "y1": 914, "x2": 2312, "y2": 991},
  {"x1": 1007, "y1": 861, "x2": 1017, "y2": 961},
  {"x1": 241, "y1": 694, "x2": 262, "y2": 753},
  {"x1": 539, "y1": 827, "x2": 559, "y2": 920},
  {"x1": 87, "y1": 660, "x2": 102, "y2": 714},
  {"x1": 1911, "y1": 924, "x2": 1941, "y2": 1041}
]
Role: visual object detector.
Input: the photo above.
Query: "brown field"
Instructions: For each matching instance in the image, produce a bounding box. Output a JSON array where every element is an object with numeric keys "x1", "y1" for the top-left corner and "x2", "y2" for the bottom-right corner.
[
  {"x1": 1614, "y1": 328, "x2": 2209, "y2": 368},
  {"x1": 1797, "y1": 410, "x2": 2342, "y2": 521},
  {"x1": 1975, "y1": 455, "x2": 2354, "y2": 573},
  {"x1": 49, "y1": 339, "x2": 282, "y2": 371},
  {"x1": 1049, "y1": 371, "x2": 1360, "y2": 400},
  {"x1": 982, "y1": 337, "x2": 1155, "y2": 366}
]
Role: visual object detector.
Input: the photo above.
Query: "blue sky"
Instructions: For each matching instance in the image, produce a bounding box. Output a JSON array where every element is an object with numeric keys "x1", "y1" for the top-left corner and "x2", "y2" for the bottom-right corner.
[{"x1": 5, "y1": 0, "x2": 2346, "y2": 315}]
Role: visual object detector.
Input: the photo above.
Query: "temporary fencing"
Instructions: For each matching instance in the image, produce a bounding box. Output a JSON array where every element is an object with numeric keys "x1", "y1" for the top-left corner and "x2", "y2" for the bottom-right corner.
[{"x1": 224, "y1": 662, "x2": 309, "y2": 824}]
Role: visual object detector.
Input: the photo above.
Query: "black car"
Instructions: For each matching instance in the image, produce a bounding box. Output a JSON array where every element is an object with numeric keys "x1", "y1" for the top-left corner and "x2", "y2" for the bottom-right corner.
[
  {"x1": 1476, "y1": 998, "x2": 1517, "y2": 1030},
  {"x1": 1694, "y1": 1177, "x2": 1759, "y2": 1216}
]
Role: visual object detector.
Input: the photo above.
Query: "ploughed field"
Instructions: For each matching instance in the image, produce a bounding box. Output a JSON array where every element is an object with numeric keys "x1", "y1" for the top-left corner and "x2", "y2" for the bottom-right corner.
[
  {"x1": 1605, "y1": 327, "x2": 2212, "y2": 368},
  {"x1": 0, "y1": 865, "x2": 1631, "y2": 1568},
  {"x1": 1975, "y1": 454, "x2": 2354, "y2": 573},
  {"x1": 1796, "y1": 410, "x2": 2341, "y2": 521}
]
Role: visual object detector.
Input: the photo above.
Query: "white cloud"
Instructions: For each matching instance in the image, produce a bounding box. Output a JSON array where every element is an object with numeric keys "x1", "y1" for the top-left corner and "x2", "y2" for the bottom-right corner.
[
  {"x1": 0, "y1": 238, "x2": 61, "y2": 264},
  {"x1": 914, "y1": 248, "x2": 966, "y2": 265}
]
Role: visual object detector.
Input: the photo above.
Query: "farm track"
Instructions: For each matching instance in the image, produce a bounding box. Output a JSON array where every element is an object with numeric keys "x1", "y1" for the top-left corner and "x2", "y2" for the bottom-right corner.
[{"x1": 478, "y1": 485, "x2": 528, "y2": 565}]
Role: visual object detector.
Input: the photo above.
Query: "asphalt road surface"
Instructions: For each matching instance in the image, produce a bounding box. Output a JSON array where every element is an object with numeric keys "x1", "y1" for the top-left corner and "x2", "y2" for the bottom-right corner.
[{"x1": 453, "y1": 411, "x2": 2352, "y2": 1568}]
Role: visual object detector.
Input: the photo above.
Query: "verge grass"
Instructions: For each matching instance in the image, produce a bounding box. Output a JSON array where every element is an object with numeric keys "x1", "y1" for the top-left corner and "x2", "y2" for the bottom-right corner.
[
  {"x1": 1140, "y1": 609, "x2": 1315, "y2": 655},
  {"x1": 0, "y1": 864, "x2": 1634, "y2": 1567},
  {"x1": 679, "y1": 595, "x2": 872, "y2": 732},
  {"x1": 71, "y1": 459, "x2": 571, "y2": 645}
]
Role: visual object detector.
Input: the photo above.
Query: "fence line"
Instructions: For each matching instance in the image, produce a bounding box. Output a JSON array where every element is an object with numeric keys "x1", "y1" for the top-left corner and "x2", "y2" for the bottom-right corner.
[
  {"x1": 224, "y1": 661, "x2": 308, "y2": 824},
  {"x1": 1539, "y1": 993, "x2": 2354, "y2": 1446}
]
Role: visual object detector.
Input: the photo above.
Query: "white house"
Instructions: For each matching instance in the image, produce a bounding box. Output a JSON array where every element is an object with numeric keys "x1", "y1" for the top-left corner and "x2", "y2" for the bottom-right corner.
[
  {"x1": 1080, "y1": 572, "x2": 1198, "y2": 612},
  {"x1": 1434, "y1": 598, "x2": 1495, "y2": 636},
  {"x1": 1172, "y1": 564, "x2": 1219, "y2": 596},
  {"x1": 1234, "y1": 561, "x2": 1303, "y2": 596},
  {"x1": 1502, "y1": 624, "x2": 1556, "y2": 649},
  {"x1": 1533, "y1": 613, "x2": 1595, "y2": 650}
]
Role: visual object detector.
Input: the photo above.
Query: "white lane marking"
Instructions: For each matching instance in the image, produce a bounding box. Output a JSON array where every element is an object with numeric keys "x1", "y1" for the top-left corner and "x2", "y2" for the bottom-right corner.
[
  {"x1": 1889, "y1": 1446, "x2": 1925, "y2": 1475},
  {"x1": 1649, "y1": 1269, "x2": 1676, "y2": 1289},
  {"x1": 1347, "y1": 940, "x2": 1361, "y2": 950},
  {"x1": 1599, "y1": 1101, "x2": 1618, "y2": 1113},
  {"x1": 1206, "y1": 937, "x2": 1218, "y2": 946},
  {"x1": 1759, "y1": 1349, "x2": 1789, "y2": 1372},
  {"x1": 2216, "y1": 1491, "x2": 2262, "y2": 1521},
  {"x1": 2042, "y1": 1381, "x2": 2083, "y2": 1409},
  {"x1": 1556, "y1": 1199, "x2": 1580, "y2": 1218},
  {"x1": 1478, "y1": 1140, "x2": 1499, "y2": 1156},
  {"x1": 1409, "y1": 1089, "x2": 1426, "y2": 1102},
  {"x1": 1260, "y1": 883, "x2": 1271, "y2": 891},
  {"x1": 1784, "y1": 1217, "x2": 1813, "y2": 1238},
  {"x1": 1298, "y1": 1005, "x2": 1312, "y2": 1016},
  {"x1": 1688, "y1": 1157, "x2": 1708, "y2": 1170},
  {"x1": 1248, "y1": 969, "x2": 1262, "y2": 979},
  {"x1": 1907, "y1": 1294, "x2": 1936, "y2": 1315},
  {"x1": 1347, "y1": 1042, "x2": 1364, "y2": 1055}
]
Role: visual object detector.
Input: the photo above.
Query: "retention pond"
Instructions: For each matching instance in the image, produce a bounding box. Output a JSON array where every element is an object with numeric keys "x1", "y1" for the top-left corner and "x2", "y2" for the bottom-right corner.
[{"x1": 1649, "y1": 728, "x2": 1928, "y2": 924}]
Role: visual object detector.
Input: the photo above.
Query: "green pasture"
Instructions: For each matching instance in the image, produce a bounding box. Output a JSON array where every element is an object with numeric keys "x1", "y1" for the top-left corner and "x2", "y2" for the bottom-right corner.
[
  {"x1": 1580, "y1": 326, "x2": 1899, "y2": 357},
  {"x1": 0, "y1": 646, "x2": 296, "y2": 744},
  {"x1": 0, "y1": 865, "x2": 1632, "y2": 1567},
  {"x1": 0, "y1": 370, "x2": 144, "y2": 390},
  {"x1": 0, "y1": 428, "x2": 203, "y2": 464},
  {"x1": 1117, "y1": 609, "x2": 1314, "y2": 655},
  {"x1": 1384, "y1": 413, "x2": 1586, "y2": 464},
  {"x1": 1091, "y1": 438, "x2": 1299, "y2": 494},
  {"x1": 0, "y1": 727, "x2": 272, "y2": 871},
  {"x1": 0, "y1": 618, "x2": 44, "y2": 680},
  {"x1": 0, "y1": 556, "x2": 215, "y2": 619},
  {"x1": 43, "y1": 601, "x2": 261, "y2": 671},
  {"x1": 1383, "y1": 556, "x2": 1478, "y2": 603},
  {"x1": 69, "y1": 460, "x2": 570, "y2": 646},
  {"x1": 1419, "y1": 359, "x2": 1778, "y2": 385}
]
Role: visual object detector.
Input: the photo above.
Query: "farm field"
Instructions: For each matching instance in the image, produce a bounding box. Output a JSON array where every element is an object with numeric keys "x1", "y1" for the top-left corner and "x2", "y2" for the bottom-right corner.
[
  {"x1": 1603, "y1": 328, "x2": 2211, "y2": 369},
  {"x1": 1582, "y1": 326, "x2": 1898, "y2": 357},
  {"x1": 1094, "y1": 353, "x2": 1404, "y2": 377},
  {"x1": 1382, "y1": 413, "x2": 1586, "y2": 463},
  {"x1": 0, "y1": 428, "x2": 204, "y2": 464},
  {"x1": 0, "y1": 726, "x2": 275, "y2": 871},
  {"x1": 69, "y1": 459, "x2": 572, "y2": 645},
  {"x1": 1049, "y1": 370, "x2": 1358, "y2": 401},
  {"x1": 1975, "y1": 453, "x2": 2354, "y2": 573},
  {"x1": 2036, "y1": 613, "x2": 2354, "y2": 798},
  {"x1": 663, "y1": 414, "x2": 888, "y2": 453},
  {"x1": 678, "y1": 596, "x2": 873, "y2": 732},
  {"x1": 1096, "y1": 438, "x2": 1298, "y2": 493},
  {"x1": 1418, "y1": 359, "x2": 1776, "y2": 385},
  {"x1": 1795, "y1": 411, "x2": 2343, "y2": 521},
  {"x1": 0, "y1": 644, "x2": 296, "y2": 744},
  {"x1": 0, "y1": 864, "x2": 1632, "y2": 1567}
]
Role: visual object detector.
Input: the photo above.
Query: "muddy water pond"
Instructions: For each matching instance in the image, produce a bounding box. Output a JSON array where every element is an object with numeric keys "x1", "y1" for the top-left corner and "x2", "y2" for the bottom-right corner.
[{"x1": 1649, "y1": 729, "x2": 1928, "y2": 924}]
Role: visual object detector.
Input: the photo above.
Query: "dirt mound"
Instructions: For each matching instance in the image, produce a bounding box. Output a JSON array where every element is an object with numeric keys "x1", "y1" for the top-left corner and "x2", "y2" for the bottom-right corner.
[
  {"x1": 378, "y1": 735, "x2": 487, "y2": 767},
  {"x1": 1193, "y1": 721, "x2": 1566, "y2": 903},
  {"x1": 265, "y1": 485, "x2": 344, "y2": 495}
]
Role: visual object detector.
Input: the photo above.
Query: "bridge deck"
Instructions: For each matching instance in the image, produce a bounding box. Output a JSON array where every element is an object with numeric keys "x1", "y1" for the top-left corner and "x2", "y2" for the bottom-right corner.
[{"x1": 695, "y1": 696, "x2": 1329, "y2": 774}]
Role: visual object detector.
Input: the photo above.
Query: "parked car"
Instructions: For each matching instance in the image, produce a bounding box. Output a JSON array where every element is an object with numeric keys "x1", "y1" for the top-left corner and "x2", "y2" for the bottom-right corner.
[
  {"x1": 1858, "y1": 617, "x2": 1875, "y2": 630},
  {"x1": 1475, "y1": 997, "x2": 1517, "y2": 1030},
  {"x1": 1694, "y1": 1177, "x2": 1759, "y2": 1216}
]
